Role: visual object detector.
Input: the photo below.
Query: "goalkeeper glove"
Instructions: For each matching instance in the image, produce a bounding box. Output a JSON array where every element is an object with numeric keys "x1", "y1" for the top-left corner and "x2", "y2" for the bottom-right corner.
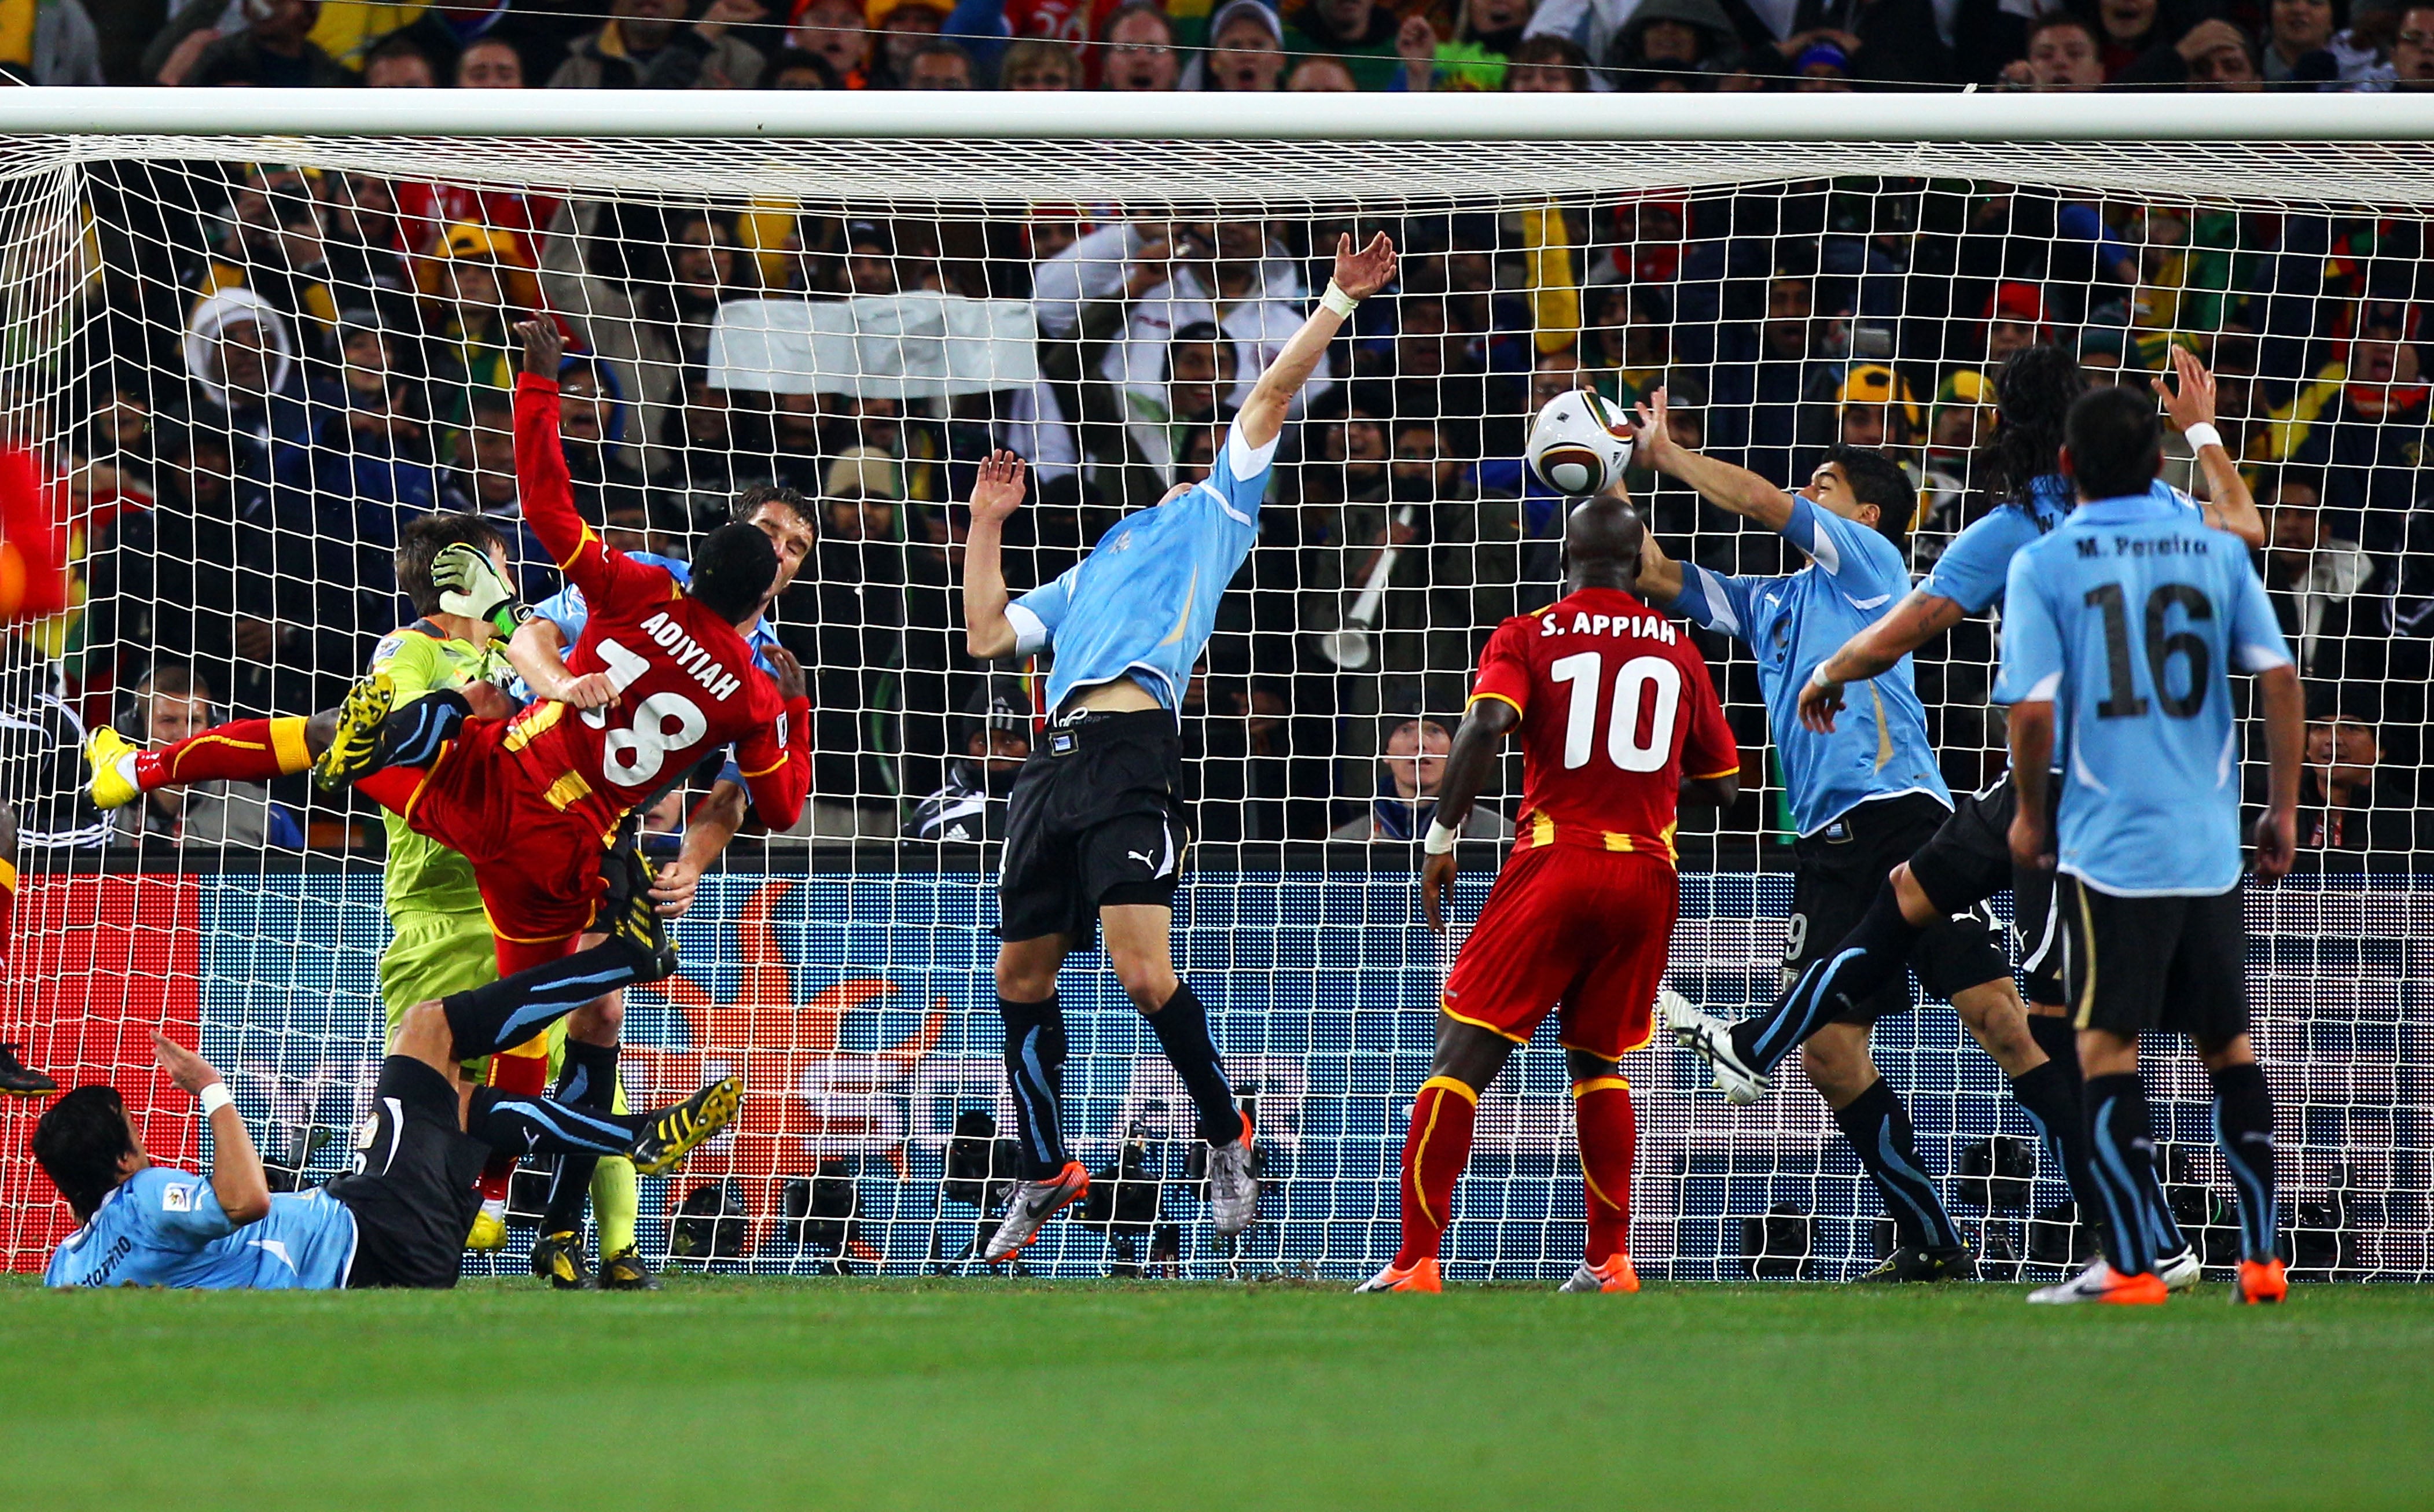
[{"x1": 432, "y1": 542, "x2": 532, "y2": 636}]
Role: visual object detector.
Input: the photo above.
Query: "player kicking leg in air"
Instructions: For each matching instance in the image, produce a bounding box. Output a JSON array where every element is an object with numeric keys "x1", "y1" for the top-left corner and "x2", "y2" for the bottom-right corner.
[
  {"x1": 33, "y1": 918, "x2": 742, "y2": 1291},
  {"x1": 1358, "y1": 495, "x2": 1741, "y2": 1294},
  {"x1": 1995, "y1": 385, "x2": 2297, "y2": 1305},
  {"x1": 1667, "y1": 346, "x2": 2262, "y2": 1289},
  {"x1": 962, "y1": 231, "x2": 1400, "y2": 1262}
]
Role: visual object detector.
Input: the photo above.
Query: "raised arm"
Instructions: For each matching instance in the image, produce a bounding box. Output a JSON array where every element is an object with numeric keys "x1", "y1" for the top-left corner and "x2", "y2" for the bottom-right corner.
[
  {"x1": 961, "y1": 451, "x2": 1028, "y2": 661},
  {"x1": 153, "y1": 1031, "x2": 269, "y2": 1226},
  {"x1": 1633, "y1": 385, "x2": 1797, "y2": 533},
  {"x1": 2154, "y1": 345, "x2": 2263, "y2": 549},
  {"x1": 511, "y1": 319, "x2": 661, "y2": 605},
  {"x1": 1420, "y1": 695, "x2": 1517, "y2": 935},
  {"x1": 1634, "y1": 530, "x2": 1686, "y2": 605},
  {"x1": 1234, "y1": 232, "x2": 1398, "y2": 454},
  {"x1": 505, "y1": 616, "x2": 619, "y2": 709}
]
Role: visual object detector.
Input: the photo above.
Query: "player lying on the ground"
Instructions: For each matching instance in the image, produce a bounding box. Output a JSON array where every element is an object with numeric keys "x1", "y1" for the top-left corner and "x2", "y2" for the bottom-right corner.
[
  {"x1": 1667, "y1": 344, "x2": 2259, "y2": 1289},
  {"x1": 1995, "y1": 382, "x2": 2298, "y2": 1307},
  {"x1": 35, "y1": 928, "x2": 744, "y2": 1289},
  {"x1": 960, "y1": 230, "x2": 1401, "y2": 1262},
  {"x1": 1623, "y1": 388, "x2": 2102, "y2": 1284},
  {"x1": 1358, "y1": 494, "x2": 1741, "y2": 1295}
]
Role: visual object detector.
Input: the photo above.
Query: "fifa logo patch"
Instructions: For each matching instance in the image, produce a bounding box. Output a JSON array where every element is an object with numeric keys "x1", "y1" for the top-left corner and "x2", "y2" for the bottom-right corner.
[{"x1": 161, "y1": 1184, "x2": 193, "y2": 1213}]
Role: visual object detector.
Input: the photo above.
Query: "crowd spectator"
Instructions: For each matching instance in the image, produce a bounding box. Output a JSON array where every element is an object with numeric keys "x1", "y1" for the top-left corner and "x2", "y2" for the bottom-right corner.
[
  {"x1": 109, "y1": 665, "x2": 302, "y2": 849},
  {"x1": 905, "y1": 690, "x2": 1031, "y2": 842},
  {"x1": 1197, "y1": 0, "x2": 1288, "y2": 89},
  {"x1": 1328, "y1": 716, "x2": 1512, "y2": 841},
  {"x1": 1100, "y1": 3, "x2": 1181, "y2": 89}
]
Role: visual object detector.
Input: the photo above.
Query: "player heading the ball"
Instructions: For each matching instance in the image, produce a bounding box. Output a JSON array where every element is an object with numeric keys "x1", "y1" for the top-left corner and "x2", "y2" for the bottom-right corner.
[
  {"x1": 1358, "y1": 491, "x2": 1741, "y2": 1295},
  {"x1": 962, "y1": 231, "x2": 1399, "y2": 1263}
]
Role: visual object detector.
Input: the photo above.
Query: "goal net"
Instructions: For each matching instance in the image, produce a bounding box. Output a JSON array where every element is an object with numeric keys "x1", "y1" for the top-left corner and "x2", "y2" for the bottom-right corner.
[{"x1": 2, "y1": 104, "x2": 2429, "y2": 1282}]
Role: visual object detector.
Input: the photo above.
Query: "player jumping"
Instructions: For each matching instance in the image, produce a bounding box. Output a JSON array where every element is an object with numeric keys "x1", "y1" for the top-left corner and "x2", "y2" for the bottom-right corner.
[
  {"x1": 1995, "y1": 383, "x2": 2298, "y2": 1305},
  {"x1": 1358, "y1": 494, "x2": 1742, "y2": 1294},
  {"x1": 1629, "y1": 391, "x2": 2103, "y2": 1282},
  {"x1": 1668, "y1": 344, "x2": 2261, "y2": 1288},
  {"x1": 34, "y1": 929, "x2": 744, "y2": 1290},
  {"x1": 961, "y1": 231, "x2": 1400, "y2": 1261}
]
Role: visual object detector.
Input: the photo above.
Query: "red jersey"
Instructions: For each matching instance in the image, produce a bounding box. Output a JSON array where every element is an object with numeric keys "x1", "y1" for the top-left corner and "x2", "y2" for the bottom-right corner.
[
  {"x1": 1469, "y1": 586, "x2": 1738, "y2": 862},
  {"x1": 505, "y1": 373, "x2": 812, "y2": 835}
]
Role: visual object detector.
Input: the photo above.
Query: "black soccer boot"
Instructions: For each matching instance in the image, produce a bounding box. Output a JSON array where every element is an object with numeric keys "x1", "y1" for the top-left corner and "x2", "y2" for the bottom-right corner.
[
  {"x1": 599, "y1": 1244, "x2": 662, "y2": 1291},
  {"x1": 530, "y1": 1230, "x2": 597, "y2": 1290},
  {"x1": 1855, "y1": 1244, "x2": 1978, "y2": 1283},
  {"x1": 596, "y1": 832, "x2": 679, "y2": 982},
  {"x1": 0, "y1": 1043, "x2": 58, "y2": 1097}
]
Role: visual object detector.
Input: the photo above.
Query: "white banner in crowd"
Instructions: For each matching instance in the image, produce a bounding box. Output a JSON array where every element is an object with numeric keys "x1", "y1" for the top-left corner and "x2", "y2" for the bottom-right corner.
[{"x1": 706, "y1": 294, "x2": 1039, "y2": 399}]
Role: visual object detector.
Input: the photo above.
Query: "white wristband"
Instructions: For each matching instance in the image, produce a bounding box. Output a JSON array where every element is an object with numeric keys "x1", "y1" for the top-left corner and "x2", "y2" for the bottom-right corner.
[
  {"x1": 1320, "y1": 280, "x2": 1359, "y2": 319},
  {"x1": 1423, "y1": 820, "x2": 1459, "y2": 855},
  {"x1": 1808, "y1": 664, "x2": 1842, "y2": 694},
  {"x1": 197, "y1": 1083, "x2": 233, "y2": 1118},
  {"x1": 2183, "y1": 421, "x2": 2223, "y2": 453}
]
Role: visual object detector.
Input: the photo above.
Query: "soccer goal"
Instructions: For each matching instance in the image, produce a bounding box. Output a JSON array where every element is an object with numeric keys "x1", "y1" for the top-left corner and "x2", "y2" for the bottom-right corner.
[{"x1": 1, "y1": 89, "x2": 2429, "y2": 1283}]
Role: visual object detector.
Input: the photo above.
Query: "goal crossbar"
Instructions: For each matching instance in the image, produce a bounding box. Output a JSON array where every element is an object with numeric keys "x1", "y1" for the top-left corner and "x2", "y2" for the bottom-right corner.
[{"x1": 0, "y1": 86, "x2": 2429, "y2": 143}]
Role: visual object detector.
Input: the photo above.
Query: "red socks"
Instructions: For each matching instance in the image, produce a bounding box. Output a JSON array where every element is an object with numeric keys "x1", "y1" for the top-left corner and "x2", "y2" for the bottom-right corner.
[
  {"x1": 1395, "y1": 1076, "x2": 1479, "y2": 1269},
  {"x1": 1573, "y1": 1075, "x2": 1637, "y2": 1265},
  {"x1": 137, "y1": 717, "x2": 314, "y2": 791}
]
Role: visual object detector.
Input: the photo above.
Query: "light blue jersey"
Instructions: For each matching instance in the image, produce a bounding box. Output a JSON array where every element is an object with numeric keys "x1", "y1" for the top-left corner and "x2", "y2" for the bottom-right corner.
[
  {"x1": 1920, "y1": 474, "x2": 2198, "y2": 616},
  {"x1": 1994, "y1": 492, "x2": 2292, "y2": 897},
  {"x1": 1006, "y1": 422, "x2": 1278, "y2": 713},
  {"x1": 531, "y1": 550, "x2": 784, "y2": 789},
  {"x1": 1668, "y1": 495, "x2": 1948, "y2": 836},
  {"x1": 45, "y1": 1167, "x2": 356, "y2": 1289}
]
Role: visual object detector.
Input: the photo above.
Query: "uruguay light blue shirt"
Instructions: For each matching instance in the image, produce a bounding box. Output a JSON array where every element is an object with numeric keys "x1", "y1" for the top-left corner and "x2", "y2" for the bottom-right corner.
[
  {"x1": 1921, "y1": 474, "x2": 2199, "y2": 616},
  {"x1": 1994, "y1": 492, "x2": 2292, "y2": 897},
  {"x1": 1668, "y1": 495, "x2": 1948, "y2": 836},
  {"x1": 46, "y1": 1167, "x2": 356, "y2": 1289},
  {"x1": 1006, "y1": 421, "x2": 1278, "y2": 713}
]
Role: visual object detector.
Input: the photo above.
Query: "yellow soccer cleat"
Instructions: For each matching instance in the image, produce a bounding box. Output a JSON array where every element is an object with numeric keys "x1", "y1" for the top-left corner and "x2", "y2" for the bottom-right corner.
[
  {"x1": 313, "y1": 671, "x2": 396, "y2": 793},
  {"x1": 465, "y1": 1206, "x2": 509, "y2": 1252},
  {"x1": 628, "y1": 1076, "x2": 743, "y2": 1177},
  {"x1": 86, "y1": 726, "x2": 142, "y2": 811}
]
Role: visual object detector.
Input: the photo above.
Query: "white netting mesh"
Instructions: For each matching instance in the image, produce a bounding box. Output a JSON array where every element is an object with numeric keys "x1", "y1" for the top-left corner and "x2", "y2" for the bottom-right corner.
[{"x1": 2, "y1": 133, "x2": 2428, "y2": 1281}]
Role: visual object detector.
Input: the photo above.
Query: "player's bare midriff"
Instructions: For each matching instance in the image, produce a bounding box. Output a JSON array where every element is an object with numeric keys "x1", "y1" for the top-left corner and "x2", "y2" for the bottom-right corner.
[{"x1": 1065, "y1": 676, "x2": 1161, "y2": 715}]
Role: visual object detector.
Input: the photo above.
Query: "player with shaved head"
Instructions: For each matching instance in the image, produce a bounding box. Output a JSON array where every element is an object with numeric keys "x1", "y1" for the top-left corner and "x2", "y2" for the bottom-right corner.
[{"x1": 1359, "y1": 490, "x2": 1742, "y2": 1294}]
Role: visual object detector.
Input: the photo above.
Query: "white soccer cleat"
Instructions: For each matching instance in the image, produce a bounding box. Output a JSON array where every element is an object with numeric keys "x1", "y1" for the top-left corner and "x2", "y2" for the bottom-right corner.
[
  {"x1": 983, "y1": 1161, "x2": 1090, "y2": 1262},
  {"x1": 1661, "y1": 989, "x2": 1771, "y2": 1106},
  {"x1": 1207, "y1": 1112, "x2": 1259, "y2": 1238},
  {"x1": 2028, "y1": 1260, "x2": 2168, "y2": 1305},
  {"x1": 2157, "y1": 1245, "x2": 2203, "y2": 1293}
]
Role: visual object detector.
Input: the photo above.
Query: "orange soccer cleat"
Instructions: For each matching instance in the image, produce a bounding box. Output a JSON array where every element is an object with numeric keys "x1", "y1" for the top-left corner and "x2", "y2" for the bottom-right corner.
[
  {"x1": 1354, "y1": 1256, "x2": 1443, "y2": 1293},
  {"x1": 2232, "y1": 1257, "x2": 2289, "y2": 1306},
  {"x1": 1561, "y1": 1255, "x2": 1641, "y2": 1293}
]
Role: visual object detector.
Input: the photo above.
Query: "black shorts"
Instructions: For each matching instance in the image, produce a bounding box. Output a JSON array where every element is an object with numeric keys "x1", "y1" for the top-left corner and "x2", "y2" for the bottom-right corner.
[
  {"x1": 1789, "y1": 793, "x2": 2012, "y2": 1022},
  {"x1": 2059, "y1": 875, "x2": 2251, "y2": 1043},
  {"x1": 324, "y1": 1057, "x2": 486, "y2": 1289},
  {"x1": 999, "y1": 708, "x2": 1190, "y2": 944},
  {"x1": 1905, "y1": 774, "x2": 2065, "y2": 1008}
]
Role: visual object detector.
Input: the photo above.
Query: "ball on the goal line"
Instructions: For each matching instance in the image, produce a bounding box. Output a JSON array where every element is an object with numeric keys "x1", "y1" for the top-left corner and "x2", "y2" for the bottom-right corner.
[{"x1": 1524, "y1": 388, "x2": 1635, "y2": 496}]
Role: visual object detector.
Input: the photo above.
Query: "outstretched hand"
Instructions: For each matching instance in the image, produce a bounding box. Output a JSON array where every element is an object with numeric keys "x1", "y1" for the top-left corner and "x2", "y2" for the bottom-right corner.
[
  {"x1": 2152, "y1": 344, "x2": 2217, "y2": 438},
  {"x1": 153, "y1": 1029, "x2": 222, "y2": 1096},
  {"x1": 969, "y1": 450, "x2": 1028, "y2": 526},
  {"x1": 1633, "y1": 385, "x2": 1681, "y2": 471},
  {"x1": 1332, "y1": 231, "x2": 1398, "y2": 301},
  {"x1": 517, "y1": 318, "x2": 565, "y2": 380}
]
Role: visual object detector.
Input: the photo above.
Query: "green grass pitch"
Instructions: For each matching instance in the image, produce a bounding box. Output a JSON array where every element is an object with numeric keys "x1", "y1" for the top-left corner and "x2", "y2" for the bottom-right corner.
[{"x1": 5, "y1": 1275, "x2": 2429, "y2": 1511}]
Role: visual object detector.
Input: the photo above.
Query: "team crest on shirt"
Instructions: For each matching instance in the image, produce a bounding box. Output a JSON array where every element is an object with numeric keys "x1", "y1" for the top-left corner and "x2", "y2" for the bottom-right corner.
[{"x1": 161, "y1": 1184, "x2": 192, "y2": 1212}]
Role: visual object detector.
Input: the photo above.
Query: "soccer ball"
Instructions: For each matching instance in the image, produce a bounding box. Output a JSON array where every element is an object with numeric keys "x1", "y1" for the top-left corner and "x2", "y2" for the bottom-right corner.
[{"x1": 1525, "y1": 388, "x2": 1635, "y2": 496}]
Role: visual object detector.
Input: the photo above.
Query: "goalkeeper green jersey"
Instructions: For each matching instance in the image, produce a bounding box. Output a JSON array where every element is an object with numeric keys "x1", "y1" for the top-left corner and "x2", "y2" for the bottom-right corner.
[{"x1": 369, "y1": 621, "x2": 509, "y2": 919}]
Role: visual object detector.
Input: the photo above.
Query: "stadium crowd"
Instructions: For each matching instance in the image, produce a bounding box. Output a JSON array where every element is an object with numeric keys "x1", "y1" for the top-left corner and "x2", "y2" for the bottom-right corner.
[{"x1": 2, "y1": 0, "x2": 2428, "y2": 871}]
